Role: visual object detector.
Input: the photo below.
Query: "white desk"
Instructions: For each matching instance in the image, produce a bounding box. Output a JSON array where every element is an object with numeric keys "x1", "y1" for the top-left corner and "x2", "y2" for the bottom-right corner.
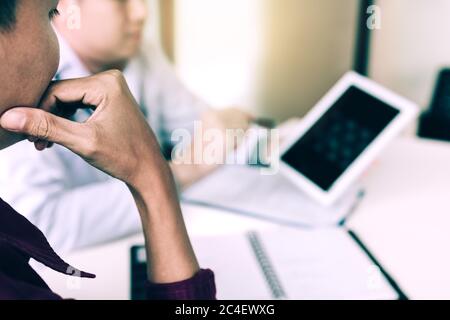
[
  {"x1": 348, "y1": 137, "x2": 450, "y2": 300},
  {"x1": 39, "y1": 137, "x2": 450, "y2": 300},
  {"x1": 38, "y1": 204, "x2": 276, "y2": 300}
]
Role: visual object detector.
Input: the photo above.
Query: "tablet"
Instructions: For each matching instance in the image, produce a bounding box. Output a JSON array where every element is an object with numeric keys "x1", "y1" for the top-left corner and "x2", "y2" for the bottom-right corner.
[{"x1": 279, "y1": 71, "x2": 418, "y2": 206}]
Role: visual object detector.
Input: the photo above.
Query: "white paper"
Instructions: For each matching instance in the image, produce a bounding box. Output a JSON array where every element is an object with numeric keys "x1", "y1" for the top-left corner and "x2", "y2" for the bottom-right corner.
[
  {"x1": 182, "y1": 165, "x2": 361, "y2": 227},
  {"x1": 191, "y1": 227, "x2": 398, "y2": 300}
]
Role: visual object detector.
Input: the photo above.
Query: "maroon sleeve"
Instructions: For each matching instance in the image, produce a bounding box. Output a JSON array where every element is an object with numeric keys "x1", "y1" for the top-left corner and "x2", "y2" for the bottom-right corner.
[
  {"x1": 0, "y1": 198, "x2": 94, "y2": 300},
  {"x1": 146, "y1": 269, "x2": 216, "y2": 300},
  {"x1": 0, "y1": 198, "x2": 217, "y2": 300}
]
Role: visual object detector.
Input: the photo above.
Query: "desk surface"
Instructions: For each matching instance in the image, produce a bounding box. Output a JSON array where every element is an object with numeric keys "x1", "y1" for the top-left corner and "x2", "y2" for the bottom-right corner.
[
  {"x1": 38, "y1": 204, "x2": 275, "y2": 300},
  {"x1": 348, "y1": 137, "x2": 450, "y2": 300},
  {"x1": 39, "y1": 137, "x2": 450, "y2": 300}
]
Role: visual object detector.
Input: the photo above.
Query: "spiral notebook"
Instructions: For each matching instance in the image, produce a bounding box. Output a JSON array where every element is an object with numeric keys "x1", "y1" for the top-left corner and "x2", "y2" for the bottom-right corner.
[{"x1": 131, "y1": 227, "x2": 406, "y2": 300}]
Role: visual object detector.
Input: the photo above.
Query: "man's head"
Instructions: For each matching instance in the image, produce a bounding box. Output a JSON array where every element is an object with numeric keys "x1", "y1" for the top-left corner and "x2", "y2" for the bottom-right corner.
[
  {"x1": 54, "y1": 0, "x2": 148, "y2": 72},
  {"x1": 0, "y1": 0, "x2": 61, "y2": 149}
]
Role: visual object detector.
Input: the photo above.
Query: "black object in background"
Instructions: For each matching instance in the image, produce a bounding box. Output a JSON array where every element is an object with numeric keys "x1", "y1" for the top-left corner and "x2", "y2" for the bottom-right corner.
[
  {"x1": 418, "y1": 69, "x2": 450, "y2": 141},
  {"x1": 354, "y1": 0, "x2": 375, "y2": 76},
  {"x1": 130, "y1": 246, "x2": 148, "y2": 300}
]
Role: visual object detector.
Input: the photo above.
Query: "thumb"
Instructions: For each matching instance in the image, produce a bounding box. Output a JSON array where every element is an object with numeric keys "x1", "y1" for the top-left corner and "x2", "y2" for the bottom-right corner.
[{"x1": 0, "y1": 108, "x2": 88, "y2": 152}]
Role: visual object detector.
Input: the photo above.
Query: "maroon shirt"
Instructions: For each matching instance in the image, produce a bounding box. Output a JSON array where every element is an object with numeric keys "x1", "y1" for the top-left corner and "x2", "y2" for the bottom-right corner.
[{"x1": 0, "y1": 198, "x2": 216, "y2": 300}]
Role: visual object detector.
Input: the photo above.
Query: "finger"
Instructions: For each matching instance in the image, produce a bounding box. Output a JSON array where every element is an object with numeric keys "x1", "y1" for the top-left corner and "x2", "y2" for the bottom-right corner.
[
  {"x1": 39, "y1": 71, "x2": 121, "y2": 112},
  {"x1": 0, "y1": 107, "x2": 91, "y2": 154},
  {"x1": 39, "y1": 78, "x2": 95, "y2": 111}
]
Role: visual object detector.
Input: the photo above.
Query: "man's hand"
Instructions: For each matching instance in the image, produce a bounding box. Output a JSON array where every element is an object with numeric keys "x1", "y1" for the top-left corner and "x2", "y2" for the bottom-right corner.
[
  {"x1": 0, "y1": 70, "x2": 163, "y2": 191},
  {"x1": 170, "y1": 107, "x2": 254, "y2": 189},
  {"x1": 0, "y1": 70, "x2": 199, "y2": 283},
  {"x1": 202, "y1": 107, "x2": 254, "y2": 152},
  {"x1": 205, "y1": 107, "x2": 254, "y2": 131}
]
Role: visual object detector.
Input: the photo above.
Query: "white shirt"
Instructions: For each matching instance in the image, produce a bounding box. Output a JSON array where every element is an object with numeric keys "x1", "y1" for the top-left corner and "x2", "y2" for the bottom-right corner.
[{"x1": 0, "y1": 36, "x2": 208, "y2": 253}]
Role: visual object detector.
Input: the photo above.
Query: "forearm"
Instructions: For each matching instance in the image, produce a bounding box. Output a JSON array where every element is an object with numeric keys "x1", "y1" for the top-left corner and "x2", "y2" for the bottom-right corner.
[{"x1": 128, "y1": 158, "x2": 200, "y2": 283}]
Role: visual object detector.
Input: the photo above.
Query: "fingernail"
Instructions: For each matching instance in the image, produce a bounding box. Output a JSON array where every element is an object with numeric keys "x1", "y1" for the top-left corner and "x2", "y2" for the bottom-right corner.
[{"x1": 1, "y1": 110, "x2": 27, "y2": 131}]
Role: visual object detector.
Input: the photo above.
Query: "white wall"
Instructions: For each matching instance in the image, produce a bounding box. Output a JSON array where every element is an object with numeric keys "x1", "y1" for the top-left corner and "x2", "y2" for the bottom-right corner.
[
  {"x1": 259, "y1": 0, "x2": 359, "y2": 120},
  {"x1": 370, "y1": 0, "x2": 450, "y2": 109},
  {"x1": 144, "y1": 0, "x2": 161, "y2": 44},
  {"x1": 166, "y1": 1, "x2": 450, "y2": 118},
  {"x1": 174, "y1": 0, "x2": 264, "y2": 110},
  {"x1": 174, "y1": 0, "x2": 359, "y2": 119}
]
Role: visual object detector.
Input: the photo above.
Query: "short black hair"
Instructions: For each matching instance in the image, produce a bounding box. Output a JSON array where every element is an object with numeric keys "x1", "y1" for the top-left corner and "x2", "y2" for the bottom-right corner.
[{"x1": 0, "y1": 0, "x2": 18, "y2": 31}]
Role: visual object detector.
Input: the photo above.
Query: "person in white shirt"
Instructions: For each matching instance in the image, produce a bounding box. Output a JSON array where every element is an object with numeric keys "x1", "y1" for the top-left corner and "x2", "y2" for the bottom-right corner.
[{"x1": 0, "y1": 0, "x2": 252, "y2": 252}]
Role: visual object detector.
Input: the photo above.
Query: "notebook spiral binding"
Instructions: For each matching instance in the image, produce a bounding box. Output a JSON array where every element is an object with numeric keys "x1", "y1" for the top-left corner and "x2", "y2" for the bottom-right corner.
[{"x1": 247, "y1": 232, "x2": 287, "y2": 299}]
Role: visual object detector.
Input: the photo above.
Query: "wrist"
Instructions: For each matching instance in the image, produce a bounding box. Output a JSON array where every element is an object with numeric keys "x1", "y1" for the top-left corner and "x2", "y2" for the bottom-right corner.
[
  {"x1": 127, "y1": 149, "x2": 169, "y2": 190},
  {"x1": 128, "y1": 159, "x2": 181, "y2": 217},
  {"x1": 126, "y1": 157, "x2": 200, "y2": 284}
]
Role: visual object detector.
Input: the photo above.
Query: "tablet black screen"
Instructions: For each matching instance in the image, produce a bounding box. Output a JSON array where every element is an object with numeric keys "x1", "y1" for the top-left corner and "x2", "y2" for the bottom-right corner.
[{"x1": 281, "y1": 86, "x2": 400, "y2": 191}]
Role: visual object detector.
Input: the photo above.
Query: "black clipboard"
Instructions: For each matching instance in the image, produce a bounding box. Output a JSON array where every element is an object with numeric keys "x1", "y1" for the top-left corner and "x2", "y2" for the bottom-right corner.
[{"x1": 348, "y1": 230, "x2": 408, "y2": 300}]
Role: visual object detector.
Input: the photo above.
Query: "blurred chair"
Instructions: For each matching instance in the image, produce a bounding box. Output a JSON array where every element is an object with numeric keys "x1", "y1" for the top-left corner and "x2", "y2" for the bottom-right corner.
[{"x1": 418, "y1": 69, "x2": 450, "y2": 141}]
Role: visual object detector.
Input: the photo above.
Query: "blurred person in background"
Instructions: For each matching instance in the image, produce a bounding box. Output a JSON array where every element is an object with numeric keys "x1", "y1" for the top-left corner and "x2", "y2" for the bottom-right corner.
[
  {"x1": 0, "y1": 0, "x2": 253, "y2": 252},
  {"x1": 0, "y1": 0, "x2": 215, "y2": 300}
]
